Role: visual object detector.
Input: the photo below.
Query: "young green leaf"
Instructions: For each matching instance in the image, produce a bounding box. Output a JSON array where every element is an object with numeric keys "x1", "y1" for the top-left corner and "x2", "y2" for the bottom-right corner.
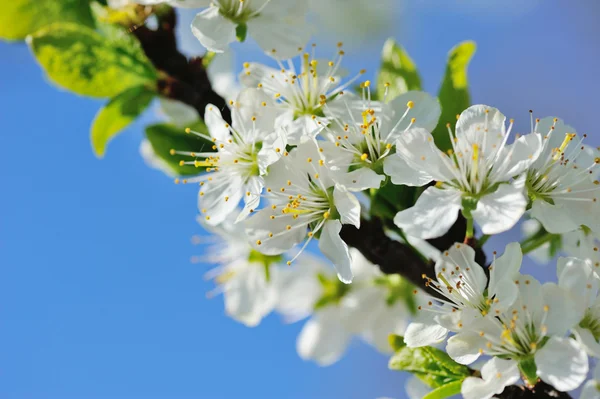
[
  {"x1": 389, "y1": 339, "x2": 471, "y2": 389},
  {"x1": 376, "y1": 38, "x2": 422, "y2": 102},
  {"x1": 432, "y1": 41, "x2": 476, "y2": 151},
  {"x1": 422, "y1": 380, "x2": 464, "y2": 399},
  {"x1": 91, "y1": 85, "x2": 156, "y2": 158},
  {"x1": 145, "y1": 120, "x2": 214, "y2": 177},
  {"x1": 0, "y1": 0, "x2": 94, "y2": 41},
  {"x1": 27, "y1": 22, "x2": 157, "y2": 98}
]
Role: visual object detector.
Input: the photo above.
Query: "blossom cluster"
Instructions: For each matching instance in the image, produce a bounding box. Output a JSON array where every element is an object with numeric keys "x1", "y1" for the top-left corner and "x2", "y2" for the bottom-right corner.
[{"x1": 107, "y1": 0, "x2": 600, "y2": 397}]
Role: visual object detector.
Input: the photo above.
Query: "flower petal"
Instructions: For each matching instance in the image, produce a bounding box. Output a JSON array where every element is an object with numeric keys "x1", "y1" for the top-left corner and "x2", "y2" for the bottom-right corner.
[
  {"x1": 223, "y1": 261, "x2": 276, "y2": 327},
  {"x1": 319, "y1": 220, "x2": 353, "y2": 284},
  {"x1": 333, "y1": 184, "x2": 361, "y2": 228},
  {"x1": 574, "y1": 327, "x2": 600, "y2": 359},
  {"x1": 535, "y1": 337, "x2": 589, "y2": 392},
  {"x1": 530, "y1": 199, "x2": 581, "y2": 234},
  {"x1": 204, "y1": 104, "x2": 230, "y2": 142},
  {"x1": 404, "y1": 319, "x2": 448, "y2": 347},
  {"x1": 447, "y1": 332, "x2": 485, "y2": 365},
  {"x1": 247, "y1": 2, "x2": 310, "y2": 60},
  {"x1": 296, "y1": 306, "x2": 352, "y2": 366},
  {"x1": 198, "y1": 174, "x2": 244, "y2": 226},
  {"x1": 191, "y1": 7, "x2": 236, "y2": 53},
  {"x1": 381, "y1": 91, "x2": 441, "y2": 142},
  {"x1": 490, "y1": 132, "x2": 542, "y2": 181},
  {"x1": 245, "y1": 209, "x2": 305, "y2": 255},
  {"x1": 383, "y1": 154, "x2": 436, "y2": 187},
  {"x1": 472, "y1": 182, "x2": 527, "y2": 235},
  {"x1": 394, "y1": 187, "x2": 462, "y2": 239},
  {"x1": 462, "y1": 358, "x2": 520, "y2": 399},
  {"x1": 542, "y1": 282, "x2": 583, "y2": 337}
]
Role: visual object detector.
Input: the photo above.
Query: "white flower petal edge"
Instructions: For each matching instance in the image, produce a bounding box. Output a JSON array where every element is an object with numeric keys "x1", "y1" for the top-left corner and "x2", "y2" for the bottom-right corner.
[
  {"x1": 393, "y1": 187, "x2": 462, "y2": 240},
  {"x1": 319, "y1": 220, "x2": 353, "y2": 284},
  {"x1": 461, "y1": 358, "x2": 520, "y2": 399},
  {"x1": 535, "y1": 337, "x2": 589, "y2": 392},
  {"x1": 191, "y1": 7, "x2": 236, "y2": 53}
]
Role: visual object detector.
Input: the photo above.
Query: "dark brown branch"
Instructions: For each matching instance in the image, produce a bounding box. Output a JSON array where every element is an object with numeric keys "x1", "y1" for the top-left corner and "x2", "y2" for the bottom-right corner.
[
  {"x1": 132, "y1": 6, "x2": 231, "y2": 122},
  {"x1": 500, "y1": 381, "x2": 572, "y2": 399}
]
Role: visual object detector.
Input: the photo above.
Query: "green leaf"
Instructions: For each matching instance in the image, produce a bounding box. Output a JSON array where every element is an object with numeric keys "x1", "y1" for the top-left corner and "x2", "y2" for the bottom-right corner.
[
  {"x1": 27, "y1": 22, "x2": 157, "y2": 98},
  {"x1": 91, "y1": 85, "x2": 155, "y2": 158},
  {"x1": 388, "y1": 334, "x2": 407, "y2": 352},
  {"x1": 432, "y1": 41, "x2": 476, "y2": 151},
  {"x1": 145, "y1": 120, "x2": 214, "y2": 177},
  {"x1": 422, "y1": 380, "x2": 464, "y2": 399},
  {"x1": 389, "y1": 343, "x2": 471, "y2": 388},
  {"x1": 0, "y1": 0, "x2": 94, "y2": 41},
  {"x1": 376, "y1": 38, "x2": 422, "y2": 102}
]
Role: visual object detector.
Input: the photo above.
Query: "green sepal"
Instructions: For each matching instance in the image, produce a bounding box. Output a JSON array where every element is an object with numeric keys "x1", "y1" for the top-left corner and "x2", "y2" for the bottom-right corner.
[
  {"x1": 236, "y1": 23, "x2": 248, "y2": 42},
  {"x1": 518, "y1": 357, "x2": 538, "y2": 386}
]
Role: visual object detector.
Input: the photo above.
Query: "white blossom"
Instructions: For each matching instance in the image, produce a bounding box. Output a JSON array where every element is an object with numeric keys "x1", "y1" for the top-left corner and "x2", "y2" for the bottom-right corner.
[
  {"x1": 196, "y1": 215, "x2": 279, "y2": 327},
  {"x1": 174, "y1": 88, "x2": 287, "y2": 226},
  {"x1": 190, "y1": 0, "x2": 310, "y2": 59},
  {"x1": 446, "y1": 273, "x2": 587, "y2": 391},
  {"x1": 245, "y1": 138, "x2": 360, "y2": 283},
  {"x1": 526, "y1": 117, "x2": 600, "y2": 234},
  {"x1": 556, "y1": 257, "x2": 600, "y2": 358},
  {"x1": 322, "y1": 86, "x2": 441, "y2": 191},
  {"x1": 295, "y1": 249, "x2": 411, "y2": 365},
  {"x1": 580, "y1": 363, "x2": 600, "y2": 399},
  {"x1": 389, "y1": 105, "x2": 542, "y2": 239},
  {"x1": 239, "y1": 44, "x2": 367, "y2": 144},
  {"x1": 404, "y1": 242, "x2": 521, "y2": 350}
]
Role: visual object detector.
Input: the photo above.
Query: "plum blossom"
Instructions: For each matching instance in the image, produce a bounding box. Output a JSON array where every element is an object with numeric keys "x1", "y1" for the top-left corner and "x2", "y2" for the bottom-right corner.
[
  {"x1": 195, "y1": 215, "x2": 279, "y2": 327},
  {"x1": 291, "y1": 249, "x2": 412, "y2": 365},
  {"x1": 446, "y1": 273, "x2": 587, "y2": 392},
  {"x1": 240, "y1": 44, "x2": 368, "y2": 144},
  {"x1": 322, "y1": 86, "x2": 441, "y2": 191},
  {"x1": 171, "y1": 88, "x2": 287, "y2": 226},
  {"x1": 389, "y1": 105, "x2": 542, "y2": 239},
  {"x1": 404, "y1": 242, "x2": 522, "y2": 348},
  {"x1": 526, "y1": 116, "x2": 600, "y2": 234},
  {"x1": 245, "y1": 138, "x2": 360, "y2": 283}
]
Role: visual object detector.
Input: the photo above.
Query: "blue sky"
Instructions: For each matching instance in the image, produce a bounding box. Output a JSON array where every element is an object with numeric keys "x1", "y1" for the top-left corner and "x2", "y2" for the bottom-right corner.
[{"x1": 1, "y1": 1, "x2": 599, "y2": 398}]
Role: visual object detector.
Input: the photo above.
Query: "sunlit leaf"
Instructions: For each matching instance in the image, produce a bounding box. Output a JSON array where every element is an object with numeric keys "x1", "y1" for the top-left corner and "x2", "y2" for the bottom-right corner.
[
  {"x1": 91, "y1": 85, "x2": 156, "y2": 158},
  {"x1": 28, "y1": 22, "x2": 157, "y2": 98},
  {"x1": 376, "y1": 38, "x2": 422, "y2": 101}
]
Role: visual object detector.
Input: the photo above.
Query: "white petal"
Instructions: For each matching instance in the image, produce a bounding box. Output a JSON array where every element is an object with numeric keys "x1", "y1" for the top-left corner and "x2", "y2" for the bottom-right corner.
[
  {"x1": 542, "y1": 282, "x2": 584, "y2": 336},
  {"x1": 557, "y1": 257, "x2": 597, "y2": 311},
  {"x1": 333, "y1": 167, "x2": 386, "y2": 191},
  {"x1": 361, "y1": 300, "x2": 409, "y2": 353},
  {"x1": 223, "y1": 261, "x2": 276, "y2": 327},
  {"x1": 393, "y1": 128, "x2": 457, "y2": 184},
  {"x1": 207, "y1": 52, "x2": 240, "y2": 100},
  {"x1": 490, "y1": 132, "x2": 542, "y2": 181},
  {"x1": 394, "y1": 187, "x2": 462, "y2": 239},
  {"x1": 274, "y1": 253, "x2": 328, "y2": 323},
  {"x1": 472, "y1": 183, "x2": 527, "y2": 235},
  {"x1": 296, "y1": 307, "x2": 352, "y2": 366},
  {"x1": 488, "y1": 242, "x2": 522, "y2": 296},
  {"x1": 404, "y1": 320, "x2": 448, "y2": 347},
  {"x1": 574, "y1": 327, "x2": 600, "y2": 359},
  {"x1": 333, "y1": 185, "x2": 361, "y2": 228},
  {"x1": 191, "y1": 7, "x2": 236, "y2": 53},
  {"x1": 281, "y1": 115, "x2": 325, "y2": 144},
  {"x1": 319, "y1": 220, "x2": 353, "y2": 284},
  {"x1": 580, "y1": 380, "x2": 600, "y2": 399},
  {"x1": 244, "y1": 209, "x2": 305, "y2": 255},
  {"x1": 198, "y1": 174, "x2": 244, "y2": 226},
  {"x1": 159, "y1": 98, "x2": 199, "y2": 127},
  {"x1": 204, "y1": 104, "x2": 230, "y2": 142},
  {"x1": 383, "y1": 154, "x2": 435, "y2": 187},
  {"x1": 455, "y1": 105, "x2": 507, "y2": 157},
  {"x1": 531, "y1": 199, "x2": 581, "y2": 234},
  {"x1": 235, "y1": 176, "x2": 263, "y2": 223},
  {"x1": 258, "y1": 128, "x2": 287, "y2": 173},
  {"x1": 405, "y1": 377, "x2": 432, "y2": 399},
  {"x1": 232, "y1": 88, "x2": 280, "y2": 136},
  {"x1": 247, "y1": 3, "x2": 310, "y2": 60},
  {"x1": 446, "y1": 332, "x2": 485, "y2": 365},
  {"x1": 462, "y1": 358, "x2": 520, "y2": 399},
  {"x1": 536, "y1": 337, "x2": 589, "y2": 392}
]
